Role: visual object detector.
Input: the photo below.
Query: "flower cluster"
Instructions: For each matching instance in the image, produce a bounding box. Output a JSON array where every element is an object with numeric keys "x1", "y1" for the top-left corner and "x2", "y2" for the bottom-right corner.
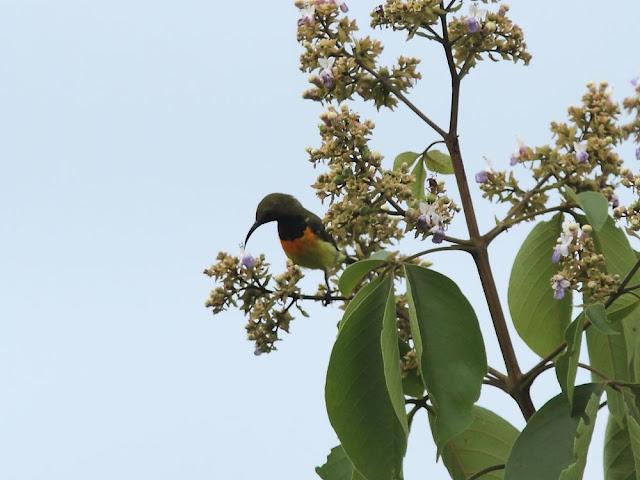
[
  {"x1": 404, "y1": 186, "x2": 459, "y2": 243},
  {"x1": 370, "y1": 0, "x2": 446, "y2": 33},
  {"x1": 204, "y1": 252, "x2": 311, "y2": 354},
  {"x1": 549, "y1": 221, "x2": 618, "y2": 301},
  {"x1": 477, "y1": 82, "x2": 640, "y2": 226},
  {"x1": 296, "y1": 0, "x2": 422, "y2": 109},
  {"x1": 476, "y1": 156, "x2": 548, "y2": 216},
  {"x1": 310, "y1": 105, "x2": 412, "y2": 256},
  {"x1": 447, "y1": 3, "x2": 531, "y2": 76},
  {"x1": 623, "y1": 78, "x2": 640, "y2": 143}
]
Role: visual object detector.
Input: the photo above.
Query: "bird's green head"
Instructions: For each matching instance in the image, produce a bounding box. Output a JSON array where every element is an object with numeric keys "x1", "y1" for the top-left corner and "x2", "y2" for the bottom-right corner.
[{"x1": 244, "y1": 193, "x2": 304, "y2": 246}]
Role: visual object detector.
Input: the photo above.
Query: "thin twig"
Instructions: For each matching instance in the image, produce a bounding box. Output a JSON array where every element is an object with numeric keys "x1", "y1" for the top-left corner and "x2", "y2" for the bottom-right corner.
[
  {"x1": 403, "y1": 244, "x2": 472, "y2": 262},
  {"x1": 354, "y1": 60, "x2": 448, "y2": 138}
]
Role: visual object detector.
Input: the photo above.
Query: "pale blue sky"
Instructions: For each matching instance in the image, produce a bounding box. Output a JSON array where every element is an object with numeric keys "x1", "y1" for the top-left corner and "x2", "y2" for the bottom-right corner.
[{"x1": 1, "y1": 1, "x2": 638, "y2": 479}]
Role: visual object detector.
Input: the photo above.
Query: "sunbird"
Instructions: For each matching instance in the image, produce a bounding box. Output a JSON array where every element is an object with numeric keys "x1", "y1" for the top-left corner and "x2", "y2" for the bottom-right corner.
[{"x1": 244, "y1": 193, "x2": 348, "y2": 291}]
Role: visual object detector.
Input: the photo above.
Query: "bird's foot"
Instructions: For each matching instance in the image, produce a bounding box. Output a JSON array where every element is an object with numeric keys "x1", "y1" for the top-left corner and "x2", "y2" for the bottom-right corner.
[{"x1": 322, "y1": 291, "x2": 333, "y2": 306}]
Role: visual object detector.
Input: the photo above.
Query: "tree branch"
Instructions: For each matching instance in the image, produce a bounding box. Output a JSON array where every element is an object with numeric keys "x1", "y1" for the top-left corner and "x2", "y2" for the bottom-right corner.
[{"x1": 436, "y1": 6, "x2": 534, "y2": 419}]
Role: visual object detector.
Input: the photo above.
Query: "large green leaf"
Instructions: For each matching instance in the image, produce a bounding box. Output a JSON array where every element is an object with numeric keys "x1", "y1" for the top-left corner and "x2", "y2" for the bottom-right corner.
[
  {"x1": 393, "y1": 151, "x2": 420, "y2": 171},
  {"x1": 558, "y1": 388, "x2": 603, "y2": 480},
  {"x1": 593, "y1": 219, "x2": 640, "y2": 379},
  {"x1": 604, "y1": 416, "x2": 637, "y2": 480},
  {"x1": 576, "y1": 191, "x2": 610, "y2": 231},
  {"x1": 437, "y1": 406, "x2": 519, "y2": 480},
  {"x1": 404, "y1": 265, "x2": 487, "y2": 448},
  {"x1": 588, "y1": 219, "x2": 639, "y2": 420},
  {"x1": 587, "y1": 324, "x2": 630, "y2": 421},
  {"x1": 425, "y1": 150, "x2": 455, "y2": 175},
  {"x1": 504, "y1": 384, "x2": 602, "y2": 480},
  {"x1": 628, "y1": 416, "x2": 640, "y2": 477},
  {"x1": 325, "y1": 276, "x2": 407, "y2": 480},
  {"x1": 508, "y1": 215, "x2": 572, "y2": 357},
  {"x1": 555, "y1": 316, "x2": 584, "y2": 408}
]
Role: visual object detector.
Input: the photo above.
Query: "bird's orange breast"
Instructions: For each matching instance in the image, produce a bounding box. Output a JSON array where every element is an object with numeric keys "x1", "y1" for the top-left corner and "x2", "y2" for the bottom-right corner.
[{"x1": 280, "y1": 226, "x2": 318, "y2": 256}]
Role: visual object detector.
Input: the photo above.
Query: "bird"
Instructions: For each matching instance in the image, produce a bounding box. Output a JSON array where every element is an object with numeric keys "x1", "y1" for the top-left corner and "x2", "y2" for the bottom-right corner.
[{"x1": 244, "y1": 193, "x2": 349, "y2": 293}]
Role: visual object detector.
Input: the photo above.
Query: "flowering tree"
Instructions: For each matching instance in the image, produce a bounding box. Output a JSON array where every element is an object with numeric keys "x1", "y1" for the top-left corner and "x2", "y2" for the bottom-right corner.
[{"x1": 205, "y1": 1, "x2": 640, "y2": 478}]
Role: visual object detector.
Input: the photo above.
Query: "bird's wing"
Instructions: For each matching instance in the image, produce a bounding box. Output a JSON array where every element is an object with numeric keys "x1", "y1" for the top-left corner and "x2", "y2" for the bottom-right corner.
[{"x1": 304, "y1": 210, "x2": 339, "y2": 250}]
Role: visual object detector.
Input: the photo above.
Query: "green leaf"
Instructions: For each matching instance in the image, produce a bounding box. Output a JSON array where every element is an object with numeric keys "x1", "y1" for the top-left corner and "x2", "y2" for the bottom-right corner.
[
  {"x1": 592, "y1": 219, "x2": 640, "y2": 368},
  {"x1": 405, "y1": 265, "x2": 487, "y2": 448},
  {"x1": 424, "y1": 150, "x2": 455, "y2": 175},
  {"x1": 325, "y1": 276, "x2": 407, "y2": 480},
  {"x1": 555, "y1": 316, "x2": 584, "y2": 408},
  {"x1": 609, "y1": 298, "x2": 640, "y2": 325},
  {"x1": 411, "y1": 160, "x2": 426, "y2": 200},
  {"x1": 564, "y1": 186, "x2": 580, "y2": 204},
  {"x1": 586, "y1": 324, "x2": 630, "y2": 421},
  {"x1": 338, "y1": 278, "x2": 382, "y2": 331},
  {"x1": 393, "y1": 151, "x2": 420, "y2": 171},
  {"x1": 508, "y1": 215, "x2": 572, "y2": 357},
  {"x1": 558, "y1": 388, "x2": 603, "y2": 480},
  {"x1": 604, "y1": 416, "x2": 637, "y2": 480},
  {"x1": 504, "y1": 384, "x2": 602, "y2": 480},
  {"x1": 576, "y1": 191, "x2": 610, "y2": 231},
  {"x1": 586, "y1": 303, "x2": 619, "y2": 335},
  {"x1": 338, "y1": 253, "x2": 390, "y2": 296},
  {"x1": 588, "y1": 218, "x2": 639, "y2": 420},
  {"x1": 316, "y1": 446, "x2": 356, "y2": 480},
  {"x1": 627, "y1": 416, "x2": 640, "y2": 477},
  {"x1": 437, "y1": 407, "x2": 519, "y2": 480}
]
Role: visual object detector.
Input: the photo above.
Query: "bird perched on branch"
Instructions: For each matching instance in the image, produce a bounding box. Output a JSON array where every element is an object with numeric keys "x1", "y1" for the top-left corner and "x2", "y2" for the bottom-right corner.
[{"x1": 244, "y1": 193, "x2": 351, "y2": 294}]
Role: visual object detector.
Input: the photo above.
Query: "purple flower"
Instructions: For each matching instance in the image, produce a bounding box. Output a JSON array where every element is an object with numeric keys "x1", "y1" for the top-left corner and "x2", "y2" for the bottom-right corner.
[
  {"x1": 432, "y1": 227, "x2": 445, "y2": 244},
  {"x1": 552, "y1": 275, "x2": 571, "y2": 300},
  {"x1": 611, "y1": 194, "x2": 620, "y2": 209},
  {"x1": 241, "y1": 254, "x2": 256, "y2": 269},
  {"x1": 574, "y1": 141, "x2": 589, "y2": 163},
  {"x1": 254, "y1": 346, "x2": 264, "y2": 356},
  {"x1": 335, "y1": 0, "x2": 348, "y2": 12},
  {"x1": 552, "y1": 274, "x2": 571, "y2": 298},
  {"x1": 318, "y1": 57, "x2": 335, "y2": 89},
  {"x1": 551, "y1": 223, "x2": 575, "y2": 264},
  {"x1": 298, "y1": 5, "x2": 315, "y2": 26},
  {"x1": 510, "y1": 153, "x2": 518, "y2": 166},
  {"x1": 417, "y1": 214, "x2": 428, "y2": 228},
  {"x1": 632, "y1": 76, "x2": 639, "y2": 88},
  {"x1": 465, "y1": 4, "x2": 485, "y2": 33},
  {"x1": 475, "y1": 170, "x2": 489, "y2": 183},
  {"x1": 466, "y1": 17, "x2": 481, "y2": 33},
  {"x1": 553, "y1": 285, "x2": 567, "y2": 300},
  {"x1": 517, "y1": 137, "x2": 529, "y2": 156},
  {"x1": 636, "y1": 146, "x2": 640, "y2": 161}
]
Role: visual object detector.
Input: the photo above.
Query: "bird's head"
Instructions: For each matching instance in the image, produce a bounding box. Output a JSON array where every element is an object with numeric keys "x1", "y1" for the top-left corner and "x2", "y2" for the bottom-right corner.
[{"x1": 244, "y1": 193, "x2": 305, "y2": 246}]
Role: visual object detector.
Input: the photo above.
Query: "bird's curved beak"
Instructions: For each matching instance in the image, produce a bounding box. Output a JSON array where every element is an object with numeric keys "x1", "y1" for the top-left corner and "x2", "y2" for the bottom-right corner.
[{"x1": 244, "y1": 221, "x2": 262, "y2": 247}]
